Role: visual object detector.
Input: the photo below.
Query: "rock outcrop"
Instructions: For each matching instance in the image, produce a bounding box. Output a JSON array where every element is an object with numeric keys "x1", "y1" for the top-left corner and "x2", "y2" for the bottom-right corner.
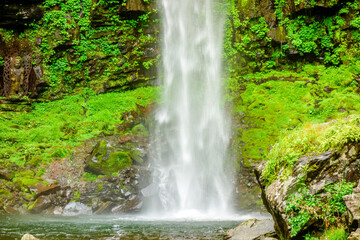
[{"x1": 255, "y1": 143, "x2": 360, "y2": 239}]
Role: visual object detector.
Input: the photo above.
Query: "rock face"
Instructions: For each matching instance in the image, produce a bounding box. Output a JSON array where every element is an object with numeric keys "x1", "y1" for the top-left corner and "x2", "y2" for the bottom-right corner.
[
  {"x1": 225, "y1": 219, "x2": 277, "y2": 240},
  {"x1": 79, "y1": 166, "x2": 149, "y2": 214},
  {"x1": 0, "y1": 0, "x2": 44, "y2": 30},
  {"x1": 343, "y1": 181, "x2": 360, "y2": 239},
  {"x1": 255, "y1": 143, "x2": 360, "y2": 239}
]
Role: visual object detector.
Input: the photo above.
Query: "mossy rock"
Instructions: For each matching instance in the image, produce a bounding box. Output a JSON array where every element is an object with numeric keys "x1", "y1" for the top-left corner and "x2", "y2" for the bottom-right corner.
[
  {"x1": 0, "y1": 189, "x2": 13, "y2": 200},
  {"x1": 131, "y1": 124, "x2": 149, "y2": 137},
  {"x1": 85, "y1": 141, "x2": 133, "y2": 175}
]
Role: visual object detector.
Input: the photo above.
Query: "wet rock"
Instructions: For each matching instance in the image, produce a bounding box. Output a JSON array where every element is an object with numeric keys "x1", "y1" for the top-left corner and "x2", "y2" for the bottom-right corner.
[
  {"x1": 53, "y1": 206, "x2": 63, "y2": 215},
  {"x1": 3, "y1": 204, "x2": 20, "y2": 215},
  {"x1": 225, "y1": 219, "x2": 277, "y2": 240},
  {"x1": 343, "y1": 182, "x2": 360, "y2": 227},
  {"x1": 29, "y1": 195, "x2": 52, "y2": 213},
  {"x1": 94, "y1": 202, "x2": 112, "y2": 215},
  {"x1": 111, "y1": 196, "x2": 142, "y2": 214},
  {"x1": 21, "y1": 234, "x2": 38, "y2": 240},
  {"x1": 80, "y1": 166, "x2": 148, "y2": 214},
  {"x1": 63, "y1": 202, "x2": 92, "y2": 216},
  {"x1": 30, "y1": 183, "x2": 61, "y2": 198}
]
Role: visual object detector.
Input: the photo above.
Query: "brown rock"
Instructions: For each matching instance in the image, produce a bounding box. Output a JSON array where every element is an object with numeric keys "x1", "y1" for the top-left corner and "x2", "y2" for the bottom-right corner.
[
  {"x1": 4, "y1": 204, "x2": 20, "y2": 214},
  {"x1": 126, "y1": 0, "x2": 146, "y2": 11},
  {"x1": 30, "y1": 195, "x2": 52, "y2": 213},
  {"x1": 30, "y1": 183, "x2": 60, "y2": 198},
  {"x1": 0, "y1": 169, "x2": 14, "y2": 180},
  {"x1": 348, "y1": 228, "x2": 360, "y2": 240},
  {"x1": 343, "y1": 193, "x2": 360, "y2": 224},
  {"x1": 94, "y1": 201, "x2": 112, "y2": 214}
]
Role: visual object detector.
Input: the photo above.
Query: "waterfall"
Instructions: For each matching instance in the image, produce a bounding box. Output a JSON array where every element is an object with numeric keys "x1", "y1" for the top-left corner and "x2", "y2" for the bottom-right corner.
[{"x1": 150, "y1": 0, "x2": 232, "y2": 217}]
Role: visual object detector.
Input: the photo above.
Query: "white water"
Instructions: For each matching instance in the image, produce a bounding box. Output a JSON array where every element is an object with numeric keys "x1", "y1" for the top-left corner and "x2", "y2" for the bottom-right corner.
[{"x1": 149, "y1": 0, "x2": 233, "y2": 218}]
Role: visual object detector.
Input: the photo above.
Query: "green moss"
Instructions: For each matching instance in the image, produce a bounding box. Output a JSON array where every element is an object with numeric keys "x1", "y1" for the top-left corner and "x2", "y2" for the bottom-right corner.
[
  {"x1": 27, "y1": 200, "x2": 37, "y2": 210},
  {"x1": 96, "y1": 183, "x2": 104, "y2": 192},
  {"x1": 86, "y1": 149, "x2": 132, "y2": 176},
  {"x1": 0, "y1": 190, "x2": 13, "y2": 200},
  {"x1": 73, "y1": 190, "x2": 80, "y2": 202},
  {"x1": 131, "y1": 124, "x2": 149, "y2": 136},
  {"x1": 320, "y1": 227, "x2": 348, "y2": 240},
  {"x1": 263, "y1": 115, "x2": 360, "y2": 184},
  {"x1": 0, "y1": 87, "x2": 158, "y2": 168},
  {"x1": 229, "y1": 59, "x2": 360, "y2": 175},
  {"x1": 106, "y1": 152, "x2": 132, "y2": 171}
]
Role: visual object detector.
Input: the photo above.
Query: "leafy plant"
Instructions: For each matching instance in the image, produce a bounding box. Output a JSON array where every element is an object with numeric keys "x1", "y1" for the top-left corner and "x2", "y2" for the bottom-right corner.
[{"x1": 286, "y1": 181, "x2": 353, "y2": 237}]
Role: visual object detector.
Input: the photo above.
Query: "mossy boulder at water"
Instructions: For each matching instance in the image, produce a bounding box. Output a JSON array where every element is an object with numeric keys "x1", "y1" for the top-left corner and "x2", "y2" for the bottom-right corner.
[{"x1": 255, "y1": 117, "x2": 360, "y2": 239}]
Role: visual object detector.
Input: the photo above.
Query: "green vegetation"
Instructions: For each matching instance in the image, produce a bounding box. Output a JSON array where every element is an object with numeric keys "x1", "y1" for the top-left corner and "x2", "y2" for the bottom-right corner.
[
  {"x1": 0, "y1": 0, "x2": 158, "y2": 94},
  {"x1": 85, "y1": 140, "x2": 133, "y2": 175},
  {"x1": 286, "y1": 181, "x2": 353, "y2": 238},
  {"x1": 0, "y1": 87, "x2": 158, "y2": 169},
  {"x1": 229, "y1": 60, "x2": 360, "y2": 169},
  {"x1": 262, "y1": 115, "x2": 360, "y2": 183},
  {"x1": 318, "y1": 227, "x2": 348, "y2": 240}
]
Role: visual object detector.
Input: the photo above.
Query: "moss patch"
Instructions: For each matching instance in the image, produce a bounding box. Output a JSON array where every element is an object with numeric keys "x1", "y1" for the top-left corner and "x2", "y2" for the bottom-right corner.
[{"x1": 262, "y1": 115, "x2": 360, "y2": 184}]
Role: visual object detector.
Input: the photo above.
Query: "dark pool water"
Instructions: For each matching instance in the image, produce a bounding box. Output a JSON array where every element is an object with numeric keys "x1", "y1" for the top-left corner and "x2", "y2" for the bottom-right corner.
[{"x1": 0, "y1": 215, "x2": 246, "y2": 240}]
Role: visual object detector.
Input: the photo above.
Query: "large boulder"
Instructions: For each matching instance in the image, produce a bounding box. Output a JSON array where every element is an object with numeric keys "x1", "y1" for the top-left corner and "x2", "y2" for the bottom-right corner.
[
  {"x1": 225, "y1": 219, "x2": 278, "y2": 240},
  {"x1": 255, "y1": 143, "x2": 360, "y2": 239}
]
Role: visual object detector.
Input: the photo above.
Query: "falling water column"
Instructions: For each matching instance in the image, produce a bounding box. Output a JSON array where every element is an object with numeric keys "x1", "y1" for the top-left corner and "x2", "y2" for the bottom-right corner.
[{"x1": 151, "y1": 0, "x2": 232, "y2": 217}]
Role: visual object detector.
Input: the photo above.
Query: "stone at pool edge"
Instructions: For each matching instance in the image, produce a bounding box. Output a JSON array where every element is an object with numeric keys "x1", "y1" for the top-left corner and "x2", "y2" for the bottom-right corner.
[
  {"x1": 21, "y1": 234, "x2": 38, "y2": 240},
  {"x1": 224, "y1": 218, "x2": 278, "y2": 240}
]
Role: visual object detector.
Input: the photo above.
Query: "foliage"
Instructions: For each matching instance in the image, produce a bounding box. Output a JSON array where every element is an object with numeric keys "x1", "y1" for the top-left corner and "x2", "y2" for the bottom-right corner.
[
  {"x1": 285, "y1": 181, "x2": 353, "y2": 238},
  {"x1": 319, "y1": 227, "x2": 348, "y2": 240},
  {"x1": 0, "y1": 87, "x2": 158, "y2": 168},
  {"x1": 0, "y1": 0, "x2": 159, "y2": 94},
  {"x1": 262, "y1": 115, "x2": 360, "y2": 184},
  {"x1": 229, "y1": 59, "x2": 360, "y2": 172}
]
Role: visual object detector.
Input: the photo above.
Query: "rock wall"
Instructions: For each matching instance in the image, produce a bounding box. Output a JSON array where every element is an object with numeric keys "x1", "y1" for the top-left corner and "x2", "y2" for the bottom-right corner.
[{"x1": 0, "y1": 0, "x2": 159, "y2": 99}]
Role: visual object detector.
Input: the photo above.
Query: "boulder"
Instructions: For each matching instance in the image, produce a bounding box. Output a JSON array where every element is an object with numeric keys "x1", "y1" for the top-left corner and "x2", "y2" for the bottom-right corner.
[
  {"x1": 255, "y1": 143, "x2": 360, "y2": 239},
  {"x1": 84, "y1": 140, "x2": 133, "y2": 175},
  {"x1": 30, "y1": 183, "x2": 61, "y2": 198},
  {"x1": 21, "y1": 234, "x2": 38, "y2": 240},
  {"x1": 62, "y1": 202, "x2": 92, "y2": 216},
  {"x1": 225, "y1": 219, "x2": 277, "y2": 240},
  {"x1": 29, "y1": 196, "x2": 52, "y2": 213}
]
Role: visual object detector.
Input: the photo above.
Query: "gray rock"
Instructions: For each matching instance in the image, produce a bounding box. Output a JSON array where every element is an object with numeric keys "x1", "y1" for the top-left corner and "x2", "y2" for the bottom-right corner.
[
  {"x1": 225, "y1": 219, "x2": 276, "y2": 240},
  {"x1": 255, "y1": 142, "x2": 360, "y2": 239},
  {"x1": 63, "y1": 202, "x2": 92, "y2": 216},
  {"x1": 348, "y1": 228, "x2": 360, "y2": 240}
]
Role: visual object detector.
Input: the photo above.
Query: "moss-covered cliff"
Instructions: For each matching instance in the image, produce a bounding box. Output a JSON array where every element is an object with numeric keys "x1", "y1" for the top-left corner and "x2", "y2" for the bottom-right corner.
[{"x1": 0, "y1": 0, "x2": 159, "y2": 98}]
